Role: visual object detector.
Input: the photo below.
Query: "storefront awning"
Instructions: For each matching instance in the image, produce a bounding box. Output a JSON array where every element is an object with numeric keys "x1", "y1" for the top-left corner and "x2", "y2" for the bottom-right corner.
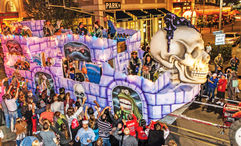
[
  {"x1": 158, "y1": 8, "x2": 172, "y2": 14},
  {"x1": 106, "y1": 11, "x2": 133, "y2": 22},
  {"x1": 144, "y1": 9, "x2": 164, "y2": 17},
  {"x1": 126, "y1": 10, "x2": 150, "y2": 19}
]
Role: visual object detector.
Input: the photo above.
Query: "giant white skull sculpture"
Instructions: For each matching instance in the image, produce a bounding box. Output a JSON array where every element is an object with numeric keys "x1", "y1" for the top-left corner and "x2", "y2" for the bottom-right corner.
[
  {"x1": 73, "y1": 84, "x2": 86, "y2": 99},
  {"x1": 150, "y1": 26, "x2": 210, "y2": 84}
]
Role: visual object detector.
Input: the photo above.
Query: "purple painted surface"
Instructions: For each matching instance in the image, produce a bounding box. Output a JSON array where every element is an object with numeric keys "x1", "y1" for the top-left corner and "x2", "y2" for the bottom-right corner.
[{"x1": 1, "y1": 28, "x2": 200, "y2": 123}]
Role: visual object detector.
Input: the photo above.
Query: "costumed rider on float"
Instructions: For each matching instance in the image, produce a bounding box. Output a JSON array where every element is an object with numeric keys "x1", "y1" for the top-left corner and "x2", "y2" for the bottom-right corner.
[{"x1": 128, "y1": 51, "x2": 142, "y2": 76}]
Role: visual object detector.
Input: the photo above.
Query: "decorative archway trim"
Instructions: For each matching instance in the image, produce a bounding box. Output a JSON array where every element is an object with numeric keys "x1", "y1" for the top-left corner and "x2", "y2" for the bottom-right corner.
[{"x1": 106, "y1": 79, "x2": 148, "y2": 121}]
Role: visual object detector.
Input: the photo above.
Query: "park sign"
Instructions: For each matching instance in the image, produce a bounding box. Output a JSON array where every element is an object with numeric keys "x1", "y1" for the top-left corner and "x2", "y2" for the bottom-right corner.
[
  {"x1": 105, "y1": 2, "x2": 121, "y2": 10},
  {"x1": 213, "y1": 31, "x2": 225, "y2": 45}
]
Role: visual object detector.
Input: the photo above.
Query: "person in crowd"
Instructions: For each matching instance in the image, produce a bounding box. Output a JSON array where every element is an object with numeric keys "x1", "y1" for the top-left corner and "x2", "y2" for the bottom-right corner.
[
  {"x1": 1, "y1": 94, "x2": 9, "y2": 128},
  {"x1": 142, "y1": 54, "x2": 155, "y2": 81},
  {"x1": 76, "y1": 22, "x2": 88, "y2": 35},
  {"x1": 40, "y1": 120, "x2": 58, "y2": 146},
  {"x1": 20, "y1": 136, "x2": 40, "y2": 146},
  {"x1": 51, "y1": 116, "x2": 72, "y2": 146},
  {"x1": 4, "y1": 85, "x2": 19, "y2": 131},
  {"x1": 97, "y1": 106, "x2": 112, "y2": 146},
  {"x1": 39, "y1": 104, "x2": 54, "y2": 125},
  {"x1": 1, "y1": 23, "x2": 11, "y2": 35},
  {"x1": 64, "y1": 92, "x2": 74, "y2": 109},
  {"x1": 43, "y1": 20, "x2": 55, "y2": 37},
  {"x1": 136, "y1": 119, "x2": 148, "y2": 146},
  {"x1": 216, "y1": 74, "x2": 227, "y2": 106},
  {"x1": 104, "y1": 17, "x2": 117, "y2": 39},
  {"x1": 93, "y1": 21, "x2": 103, "y2": 38},
  {"x1": 214, "y1": 53, "x2": 223, "y2": 73},
  {"x1": 75, "y1": 120, "x2": 95, "y2": 146},
  {"x1": 128, "y1": 51, "x2": 142, "y2": 76},
  {"x1": 66, "y1": 97, "x2": 86, "y2": 128},
  {"x1": 14, "y1": 117, "x2": 27, "y2": 146},
  {"x1": 203, "y1": 71, "x2": 212, "y2": 95},
  {"x1": 25, "y1": 101, "x2": 35, "y2": 136},
  {"x1": 206, "y1": 73, "x2": 218, "y2": 103},
  {"x1": 205, "y1": 42, "x2": 212, "y2": 54},
  {"x1": 147, "y1": 122, "x2": 165, "y2": 146},
  {"x1": 227, "y1": 71, "x2": 238, "y2": 100},
  {"x1": 123, "y1": 112, "x2": 138, "y2": 137},
  {"x1": 112, "y1": 123, "x2": 138, "y2": 146},
  {"x1": 85, "y1": 105, "x2": 100, "y2": 144},
  {"x1": 230, "y1": 55, "x2": 240, "y2": 71},
  {"x1": 51, "y1": 94, "x2": 64, "y2": 114}
]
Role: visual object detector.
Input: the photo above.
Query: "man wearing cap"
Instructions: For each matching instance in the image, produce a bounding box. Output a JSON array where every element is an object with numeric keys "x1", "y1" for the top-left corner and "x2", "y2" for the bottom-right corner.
[
  {"x1": 75, "y1": 120, "x2": 95, "y2": 146},
  {"x1": 206, "y1": 73, "x2": 218, "y2": 102}
]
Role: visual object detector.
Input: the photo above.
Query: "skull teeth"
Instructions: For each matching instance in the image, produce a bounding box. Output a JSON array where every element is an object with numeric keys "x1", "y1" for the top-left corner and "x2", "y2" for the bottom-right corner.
[{"x1": 191, "y1": 71, "x2": 207, "y2": 77}]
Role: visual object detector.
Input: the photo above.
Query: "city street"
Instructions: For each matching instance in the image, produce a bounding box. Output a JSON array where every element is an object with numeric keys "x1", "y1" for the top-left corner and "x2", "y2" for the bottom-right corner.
[
  {"x1": 1, "y1": 0, "x2": 241, "y2": 145},
  {"x1": 162, "y1": 19, "x2": 241, "y2": 146}
]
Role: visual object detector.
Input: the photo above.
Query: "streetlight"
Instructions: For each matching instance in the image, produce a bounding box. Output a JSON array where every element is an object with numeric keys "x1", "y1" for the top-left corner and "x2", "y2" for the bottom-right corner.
[
  {"x1": 143, "y1": 22, "x2": 147, "y2": 48},
  {"x1": 219, "y1": 0, "x2": 223, "y2": 30}
]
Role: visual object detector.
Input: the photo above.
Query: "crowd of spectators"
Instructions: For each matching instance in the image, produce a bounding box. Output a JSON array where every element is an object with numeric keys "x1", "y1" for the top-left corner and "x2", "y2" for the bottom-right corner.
[
  {"x1": 201, "y1": 53, "x2": 240, "y2": 106},
  {"x1": 0, "y1": 70, "x2": 169, "y2": 146}
]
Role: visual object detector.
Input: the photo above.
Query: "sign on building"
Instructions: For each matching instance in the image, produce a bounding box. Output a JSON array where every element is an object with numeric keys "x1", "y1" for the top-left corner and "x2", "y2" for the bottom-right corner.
[
  {"x1": 213, "y1": 30, "x2": 225, "y2": 45},
  {"x1": 215, "y1": 33, "x2": 225, "y2": 45},
  {"x1": 105, "y1": 2, "x2": 121, "y2": 10}
]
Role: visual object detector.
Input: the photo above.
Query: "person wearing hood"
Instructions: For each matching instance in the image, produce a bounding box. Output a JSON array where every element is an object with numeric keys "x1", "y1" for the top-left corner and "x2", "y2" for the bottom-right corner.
[{"x1": 147, "y1": 122, "x2": 165, "y2": 146}]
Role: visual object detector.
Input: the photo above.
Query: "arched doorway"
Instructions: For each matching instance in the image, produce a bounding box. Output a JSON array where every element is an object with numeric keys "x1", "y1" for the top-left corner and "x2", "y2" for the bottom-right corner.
[
  {"x1": 5, "y1": 1, "x2": 17, "y2": 12},
  {"x1": 112, "y1": 86, "x2": 143, "y2": 120},
  {"x1": 34, "y1": 72, "x2": 55, "y2": 97}
]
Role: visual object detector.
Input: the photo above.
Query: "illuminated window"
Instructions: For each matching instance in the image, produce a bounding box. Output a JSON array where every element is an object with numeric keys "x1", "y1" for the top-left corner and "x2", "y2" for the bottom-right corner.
[{"x1": 5, "y1": 1, "x2": 17, "y2": 12}]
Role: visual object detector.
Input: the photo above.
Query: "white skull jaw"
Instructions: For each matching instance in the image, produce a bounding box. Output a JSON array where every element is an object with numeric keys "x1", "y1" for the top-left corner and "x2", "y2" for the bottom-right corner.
[
  {"x1": 150, "y1": 26, "x2": 210, "y2": 84},
  {"x1": 73, "y1": 84, "x2": 86, "y2": 100}
]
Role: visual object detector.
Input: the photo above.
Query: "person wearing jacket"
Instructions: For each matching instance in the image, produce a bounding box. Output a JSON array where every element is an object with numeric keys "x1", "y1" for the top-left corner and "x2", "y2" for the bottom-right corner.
[
  {"x1": 206, "y1": 73, "x2": 218, "y2": 103},
  {"x1": 123, "y1": 112, "x2": 138, "y2": 137},
  {"x1": 216, "y1": 75, "x2": 227, "y2": 106},
  {"x1": 113, "y1": 123, "x2": 138, "y2": 146},
  {"x1": 136, "y1": 119, "x2": 148, "y2": 146},
  {"x1": 147, "y1": 122, "x2": 165, "y2": 146}
]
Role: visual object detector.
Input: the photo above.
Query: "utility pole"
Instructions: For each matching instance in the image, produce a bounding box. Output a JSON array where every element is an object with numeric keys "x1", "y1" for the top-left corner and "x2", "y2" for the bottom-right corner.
[
  {"x1": 219, "y1": 0, "x2": 223, "y2": 30},
  {"x1": 200, "y1": 0, "x2": 205, "y2": 32}
]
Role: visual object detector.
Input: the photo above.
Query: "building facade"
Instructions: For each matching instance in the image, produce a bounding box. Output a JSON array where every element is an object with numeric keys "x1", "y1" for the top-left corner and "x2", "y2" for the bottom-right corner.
[
  {"x1": 74, "y1": 0, "x2": 172, "y2": 43},
  {"x1": 0, "y1": 0, "x2": 25, "y2": 24}
]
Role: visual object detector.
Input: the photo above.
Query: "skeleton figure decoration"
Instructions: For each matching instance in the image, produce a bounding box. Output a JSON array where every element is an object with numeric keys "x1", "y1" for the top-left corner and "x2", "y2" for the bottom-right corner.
[
  {"x1": 73, "y1": 84, "x2": 86, "y2": 100},
  {"x1": 150, "y1": 26, "x2": 210, "y2": 84}
]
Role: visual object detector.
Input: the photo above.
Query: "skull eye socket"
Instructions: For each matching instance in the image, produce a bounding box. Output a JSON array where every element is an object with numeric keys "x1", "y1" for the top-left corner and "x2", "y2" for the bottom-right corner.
[
  {"x1": 79, "y1": 93, "x2": 84, "y2": 97},
  {"x1": 191, "y1": 47, "x2": 200, "y2": 59},
  {"x1": 74, "y1": 91, "x2": 79, "y2": 95}
]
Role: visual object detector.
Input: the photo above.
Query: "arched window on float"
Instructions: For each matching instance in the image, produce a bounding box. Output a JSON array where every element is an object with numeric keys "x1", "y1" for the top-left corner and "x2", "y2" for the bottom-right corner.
[{"x1": 5, "y1": 1, "x2": 17, "y2": 12}]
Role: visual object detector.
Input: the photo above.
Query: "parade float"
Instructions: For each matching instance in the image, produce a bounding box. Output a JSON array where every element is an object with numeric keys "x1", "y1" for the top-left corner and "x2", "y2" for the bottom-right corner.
[{"x1": 0, "y1": 13, "x2": 209, "y2": 123}]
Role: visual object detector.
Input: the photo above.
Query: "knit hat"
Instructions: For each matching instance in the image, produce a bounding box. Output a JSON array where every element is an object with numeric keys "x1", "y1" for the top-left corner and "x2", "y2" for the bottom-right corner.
[{"x1": 82, "y1": 120, "x2": 88, "y2": 125}]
